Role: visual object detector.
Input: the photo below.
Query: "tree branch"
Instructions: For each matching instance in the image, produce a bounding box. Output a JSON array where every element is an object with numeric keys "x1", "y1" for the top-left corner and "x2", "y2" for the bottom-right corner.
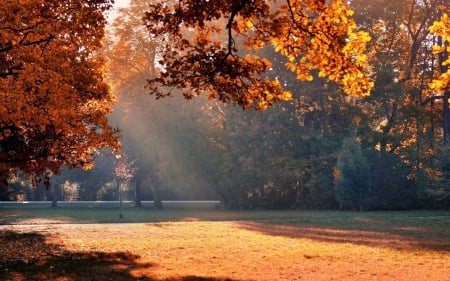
[
  {"x1": 420, "y1": 95, "x2": 444, "y2": 106},
  {"x1": 225, "y1": 0, "x2": 251, "y2": 59},
  {"x1": 0, "y1": 35, "x2": 54, "y2": 54}
]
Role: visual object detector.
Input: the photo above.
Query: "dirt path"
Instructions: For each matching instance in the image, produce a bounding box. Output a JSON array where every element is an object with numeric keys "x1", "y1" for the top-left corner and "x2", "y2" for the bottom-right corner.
[{"x1": 1, "y1": 222, "x2": 449, "y2": 281}]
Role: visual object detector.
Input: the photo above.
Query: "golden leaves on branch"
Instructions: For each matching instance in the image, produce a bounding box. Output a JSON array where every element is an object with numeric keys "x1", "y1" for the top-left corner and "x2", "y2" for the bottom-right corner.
[
  {"x1": 145, "y1": 0, "x2": 374, "y2": 110},
  {"x1": 268, "y1": 0, "x2": 373, "y2": 97},
  {"x1": 429, "y1": 11, "x2": 450, "y2": 94}
]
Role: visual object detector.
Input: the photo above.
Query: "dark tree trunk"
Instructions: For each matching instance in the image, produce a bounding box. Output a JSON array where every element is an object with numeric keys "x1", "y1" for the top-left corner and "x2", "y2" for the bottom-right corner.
[
  {"x1": 438, "y1": 34, "x2": 450, "y2": 144},
  {"x1": 46, "y1": 187, "x2": 57, "y2": 208},
  {"x1": 153, "y1": 185, "x2": 163, "y2": 209},
  {"x1": 444, "y1": 91, "x2": 450, "y2": 144},
  {"x1": 149, "y1": 175, "x2": 163, "y2": 209},
  {"x1": 134, "y1": 177, "x2": 142, "y2": 207},
  {"x1": 51, "y1": 195, "x2": 57, "y2": 208},
  {"x1": 153, "y1": 188, "x2": 164, "y2": 210}
]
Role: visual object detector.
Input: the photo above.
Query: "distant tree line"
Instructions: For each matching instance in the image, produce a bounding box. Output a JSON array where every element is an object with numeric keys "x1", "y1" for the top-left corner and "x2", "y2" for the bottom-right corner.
[{"x1": 1, "y1": 0, "x2": 449, "y2": 211}]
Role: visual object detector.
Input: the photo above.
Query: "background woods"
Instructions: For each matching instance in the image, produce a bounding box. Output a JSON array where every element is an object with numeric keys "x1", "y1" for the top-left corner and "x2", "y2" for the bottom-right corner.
[{"x1": 0, "y1": 0, "x2": 449, "y2": 210}]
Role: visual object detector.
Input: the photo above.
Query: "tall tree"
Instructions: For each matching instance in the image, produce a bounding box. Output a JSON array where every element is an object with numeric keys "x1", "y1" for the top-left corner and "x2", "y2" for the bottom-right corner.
[
  {"x1": 106, "y1": 0, "x2": 163, "y2": 206},
  {"x1": 107, "y1": 0, "x2": 221, "y2": 205},
  {"x1": 349, "y1": 0, "x2": 448, "y2": 209},
  {"x1": 427, "y1": 9, "x2": 450, "y2": 142},
  {"x1": 0, "y1": 0, "x2": 119, "y2": 186}
]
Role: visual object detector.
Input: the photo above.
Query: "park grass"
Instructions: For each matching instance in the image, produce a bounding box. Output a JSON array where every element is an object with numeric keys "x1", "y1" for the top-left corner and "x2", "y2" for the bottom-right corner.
[{"x1": 0, "y1": 208, "x2": 449, "y2": 280}]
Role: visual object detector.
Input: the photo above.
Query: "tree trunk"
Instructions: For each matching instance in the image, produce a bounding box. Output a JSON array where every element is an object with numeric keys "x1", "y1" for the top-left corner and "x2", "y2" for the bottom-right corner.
[
  {"x1": 118, "y1": 181, "x2": 123, "y2": 219},
  {"x1": 443, "y1": 90, "x2": 450, "y2": 144},
  {"x1": 134, "y1": 177, "x2": 142, "y2": 207},
  {"x1": 149, "y1": 175, "x2": 163, "y2": 209},
  {"x1": 46, "y1": 187, "x2": 57, "y2": 208},
  {"x1": 438, "y1": 34, "x2": 450, "y2": 144},
  {"x1": 153, "y1": 185, "x2": 163, "y2": 209},
  {"x1": 51, "y1": 195, "x2": 57, "y2": 208}
]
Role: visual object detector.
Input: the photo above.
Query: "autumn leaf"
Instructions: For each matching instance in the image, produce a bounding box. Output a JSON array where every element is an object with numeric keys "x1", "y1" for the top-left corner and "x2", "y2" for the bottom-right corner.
[{"x1": 144, "y1": 0, "x2": 373, "y2": 110}]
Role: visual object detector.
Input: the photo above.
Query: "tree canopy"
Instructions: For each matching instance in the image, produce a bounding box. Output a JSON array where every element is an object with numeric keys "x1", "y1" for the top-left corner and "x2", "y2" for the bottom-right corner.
[
  {"x1": 144, "y1": 0, "x2": 374, "y2": 110},
  {"x1": 0, "y1": 0, "x2": 119, "y2": 186}
]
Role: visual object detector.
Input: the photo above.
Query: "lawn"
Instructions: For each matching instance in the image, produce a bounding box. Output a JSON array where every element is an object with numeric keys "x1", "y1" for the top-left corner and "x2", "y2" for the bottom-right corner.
[{"x1": 0, "y1": 207, "x2": 449, "y2": 280}]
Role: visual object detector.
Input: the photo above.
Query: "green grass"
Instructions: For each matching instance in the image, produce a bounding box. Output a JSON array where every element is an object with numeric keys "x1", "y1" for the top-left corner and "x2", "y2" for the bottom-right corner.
[
  {"x1": 1, "y1": 206, "x2": 449, "y2": 240},
  {"x1": 0, "y1": 206, "x2": 448, "y2": 224}
]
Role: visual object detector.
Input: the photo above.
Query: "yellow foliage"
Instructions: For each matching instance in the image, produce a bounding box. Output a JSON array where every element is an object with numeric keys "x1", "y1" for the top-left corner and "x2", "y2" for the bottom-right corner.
[
  {"x1": 283, "y1": 91, "x2": 293, "y2": 100},
  {"x1": 432, "y1": 45, "x2": 445, "y2": 54},
  {"x1": 269, "y1": 0, "x2": 373, "y2": 97},
  {"x1": 429, "y1": 12, "x2": 450, "y2": 94},
  {"x1": 245, "y1": 20, "x2": 254, "y2": 28},
  {"x1": 144, "y1": 0, "x2": 374, "y2": 110}
]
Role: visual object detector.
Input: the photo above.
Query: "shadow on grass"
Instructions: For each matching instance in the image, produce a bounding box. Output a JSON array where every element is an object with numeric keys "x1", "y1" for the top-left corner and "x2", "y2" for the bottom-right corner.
[
  {"x1": 0, "y1": 230, "x2": 237, "y2": 281},
  {"x1": 236, "y1": 221, "x2": 450, "y2": 252}
]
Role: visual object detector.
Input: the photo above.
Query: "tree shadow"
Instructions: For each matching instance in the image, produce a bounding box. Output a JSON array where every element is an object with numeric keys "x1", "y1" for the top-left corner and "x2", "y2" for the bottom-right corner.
[
  {"x1": 236, "y1": 221, "x2": 450, "y2": 252},
  {"x1": 0, "y1": 230, "x2": 237, "y2": 281}
]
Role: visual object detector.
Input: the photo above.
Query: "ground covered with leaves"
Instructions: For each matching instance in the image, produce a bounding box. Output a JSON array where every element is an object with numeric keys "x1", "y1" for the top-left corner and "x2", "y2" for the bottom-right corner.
[{"x1": 0, "y1": 210, "x2": 449, "y2": 280}]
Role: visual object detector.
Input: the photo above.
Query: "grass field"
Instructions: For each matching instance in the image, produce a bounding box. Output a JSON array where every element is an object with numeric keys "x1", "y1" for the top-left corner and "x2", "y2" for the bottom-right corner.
[{"x1": 0, "y1": 207, "x2": 449, "y2": 280}]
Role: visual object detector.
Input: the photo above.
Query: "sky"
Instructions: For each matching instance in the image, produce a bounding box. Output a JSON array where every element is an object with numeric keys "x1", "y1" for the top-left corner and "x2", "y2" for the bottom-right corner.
[
  {"x1": 114, "y1": 0, "x2": 130, "y2": 8},
  {"x1": 108, "y1": 0, "x2": 130, "y2": 22}
]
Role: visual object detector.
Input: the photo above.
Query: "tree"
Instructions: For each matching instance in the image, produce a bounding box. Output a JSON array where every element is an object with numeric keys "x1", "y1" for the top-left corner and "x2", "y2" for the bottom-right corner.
[
  {"x1": 114, "y1": 154, "x2": 137, "y2": 182},
  {"x1": 364, "y1": 149, "x2": 417, "y2": 210},
  {"x1": 107, "y1": 0, "x2": 224, "y2": 207},
  {"x1": 114, "y1": 153, "x2": 136, "y2": 217},
  {"x1": 348, "y1": 0, "x2": 449, "y2": 209},
  {"x1": 426, "y1": 10, "x2": 450, "y2": 142},
  {"x1": 0, "y1": 0, "x2": 119, "y2": 186},
  {"x1": 106, "y1": 0, "x2": 170, "y2": 208},
  {"x1": 144, "y1": 0, "x2": 374, "y2": 110},
  {"x1": 335, "y1": 133, "x2": 370, "y2": 211}
]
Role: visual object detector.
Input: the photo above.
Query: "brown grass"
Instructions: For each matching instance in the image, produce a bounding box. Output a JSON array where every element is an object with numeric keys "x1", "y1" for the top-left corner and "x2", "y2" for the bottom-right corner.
[{"x1": 1, "y1": 220, "x2": 449, "y2": 281}]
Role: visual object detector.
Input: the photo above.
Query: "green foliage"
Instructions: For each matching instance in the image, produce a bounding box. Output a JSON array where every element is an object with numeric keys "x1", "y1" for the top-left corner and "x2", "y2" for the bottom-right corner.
[
  {"x1": 416, "y1": 145, "x2": 450, "y2": 210},
  {"x1": 365, "y1": 150, "x2": 418, "y2": 210},
  {"x1": 335, "y1": 133, "x2": 371, "y2": 211}
]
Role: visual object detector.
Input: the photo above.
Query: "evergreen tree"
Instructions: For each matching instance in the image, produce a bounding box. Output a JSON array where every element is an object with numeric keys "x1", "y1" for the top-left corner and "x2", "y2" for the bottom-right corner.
[{"x1": 335, "y1": 133, "x2": 371, "y2": 211}]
